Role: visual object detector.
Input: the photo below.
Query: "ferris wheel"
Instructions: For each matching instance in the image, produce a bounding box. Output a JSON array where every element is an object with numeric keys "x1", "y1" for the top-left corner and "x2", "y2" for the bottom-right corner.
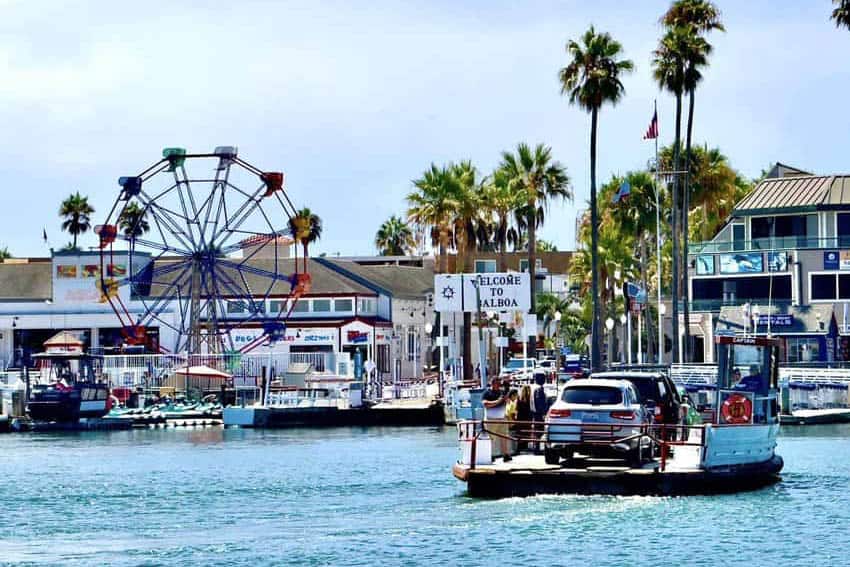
[{"x1": 96, "y1": 146, "x2": 312, "y2": 354}]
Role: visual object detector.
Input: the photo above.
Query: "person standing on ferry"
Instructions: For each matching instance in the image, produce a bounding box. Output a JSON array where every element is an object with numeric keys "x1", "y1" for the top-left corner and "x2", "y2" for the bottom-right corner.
[{"x1": 482, "y1": 378, "x2": 511, "y2": 462}]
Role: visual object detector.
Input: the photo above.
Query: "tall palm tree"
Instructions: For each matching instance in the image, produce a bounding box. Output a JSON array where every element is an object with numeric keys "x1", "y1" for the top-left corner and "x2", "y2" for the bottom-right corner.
[
  {"x1": 375, "y1": 215, "x2": 415, "y2": 256},
  {"x1": 450, "y1": 161, "x2": 483, "y2": 275},
  {"x1": 499, "y1": 143, "x2": 571, "y2": 312},
  {"x1": 0, "y1": 246, "x2": 11, "y2": 260},
  {"x1": 59, "y1": 192, "x2": 95, "y2": 250},
  {"x1": 288, "y1": 208, "x2": 322, "y2": 274},
  {"x1": 450, "y1": 161, "x2": 484, "y2": 383},
  {"x1": 832, "y1": 0, "x2": 850, "y2": 28},
  {"x1": 662, "y1": 0, "x2": 723, "y2": 362},
  {"x1": 559, "y1": 26, "x2": 633, "y2": 371},
  {"x1": 118, "y1": 202, "x2": 151, "y2": 239},
  {"x1": 407, "y1": 164, "x2": 460, "y2": 274}
]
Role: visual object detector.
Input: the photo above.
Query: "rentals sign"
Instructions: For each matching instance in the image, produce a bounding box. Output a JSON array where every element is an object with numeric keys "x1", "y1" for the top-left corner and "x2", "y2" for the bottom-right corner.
[{"x1": 434, "y1": 272, "x2": 531, "y2": 313}]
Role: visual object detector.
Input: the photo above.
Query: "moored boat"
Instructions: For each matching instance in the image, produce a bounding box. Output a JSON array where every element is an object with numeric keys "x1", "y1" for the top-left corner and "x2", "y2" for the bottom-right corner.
[{"x1": 26, "y1": 352, "x2": 112, "y2": 422}]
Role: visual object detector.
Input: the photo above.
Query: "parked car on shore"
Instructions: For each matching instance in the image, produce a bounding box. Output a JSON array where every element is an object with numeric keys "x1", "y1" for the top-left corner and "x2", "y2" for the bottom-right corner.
[
  {"x1": 499, "y1": 358, "x2": 538, "y2": 381},
  {"x1": 544, "y1": 378, "x2": 650, "y2": 466}
]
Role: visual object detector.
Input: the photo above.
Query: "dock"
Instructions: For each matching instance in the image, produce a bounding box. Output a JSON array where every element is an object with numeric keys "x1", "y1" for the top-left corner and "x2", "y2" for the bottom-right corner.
[{"x1": 452, "y1": 453, "x2": 784, "y2": 498}]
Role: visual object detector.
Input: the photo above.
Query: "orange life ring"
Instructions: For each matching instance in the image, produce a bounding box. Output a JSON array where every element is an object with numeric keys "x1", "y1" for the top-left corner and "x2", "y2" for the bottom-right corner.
[{"x1": 721, "y1": 393, "x2": 752, "y2": 424}]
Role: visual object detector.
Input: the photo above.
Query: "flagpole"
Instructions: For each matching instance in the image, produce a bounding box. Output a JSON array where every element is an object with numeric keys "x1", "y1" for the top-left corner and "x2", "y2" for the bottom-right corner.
[{"x1": 654, "y1": 100, "x2": 663, "y2": 366}]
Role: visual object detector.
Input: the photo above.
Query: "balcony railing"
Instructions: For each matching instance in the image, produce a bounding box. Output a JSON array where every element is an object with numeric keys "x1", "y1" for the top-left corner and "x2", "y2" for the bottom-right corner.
[
  {"x1": 689, "y1": 298, "x2": 793, "y2": 312},
  {"x1": 689, "y1": 236, "x2": 850, "y2": 255}
]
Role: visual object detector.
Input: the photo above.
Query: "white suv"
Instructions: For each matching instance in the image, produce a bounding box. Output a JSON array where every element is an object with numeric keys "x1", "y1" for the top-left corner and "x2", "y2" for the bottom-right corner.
[{"x1": 544, "y1": 379, "x2": 650, "y2": 466}]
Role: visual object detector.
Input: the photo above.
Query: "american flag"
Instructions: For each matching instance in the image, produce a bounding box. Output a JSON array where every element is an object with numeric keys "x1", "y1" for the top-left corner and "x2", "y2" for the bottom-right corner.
[{"x1": 643, "y1": 110, "x2": 659, "y2": 140}]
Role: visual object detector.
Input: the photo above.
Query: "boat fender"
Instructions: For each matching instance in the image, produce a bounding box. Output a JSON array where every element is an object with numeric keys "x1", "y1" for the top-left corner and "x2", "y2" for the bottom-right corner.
[{"x1": 721, "y1": 393, "x2": 752, "y2": 424}]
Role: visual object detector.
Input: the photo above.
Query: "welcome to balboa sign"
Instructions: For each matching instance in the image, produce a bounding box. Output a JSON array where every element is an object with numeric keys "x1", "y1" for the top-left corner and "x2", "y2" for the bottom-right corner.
[{"x1": 434, "y1": 272, "x2": 531, "y2": 313}]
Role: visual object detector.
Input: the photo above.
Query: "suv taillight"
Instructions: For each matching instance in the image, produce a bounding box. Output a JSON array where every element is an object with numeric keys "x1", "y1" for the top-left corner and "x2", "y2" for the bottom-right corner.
[
  {"x1": 610, "y1": 411, "x2": 635, "y2": 420},
  {"x1": 548, "y1": 409, "x2": 572, "y2": 418}
]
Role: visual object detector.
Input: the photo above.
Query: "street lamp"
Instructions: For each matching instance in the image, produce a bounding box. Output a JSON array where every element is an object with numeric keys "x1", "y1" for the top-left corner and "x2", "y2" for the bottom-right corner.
[{"x1": 605, "y1": 317, "x2": 615, "y2": 369}]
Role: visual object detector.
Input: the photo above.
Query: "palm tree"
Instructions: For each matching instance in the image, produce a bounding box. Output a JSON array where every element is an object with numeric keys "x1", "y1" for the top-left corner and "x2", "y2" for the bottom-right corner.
[
  {"x1": 118, "y1": 202, "x2": 151, "y2": 239},
  {"x1": 450, "y1": 161, "x2": 483, "y2": 275},
  {"x1": 59, "y1": 192, "x2": 95, "y2": 250},
  {"x1": 288, "y1": 208, "x2": 322, "y2": 274},
  {"x1": 0, "y1": 246, "x2": 11, "y2": 260},
  {"x1": 536, "y1": 239, "x2": 558, "y2": 252},
  {"x1": 481, "y1": 168, "x2": 525, "y2": 271},
  {"x1": 602, "y1": 172, "x2": 659, "y2": 361},
  {"x1": 833, "y1": 0, "x2": 850, "y2": 28},
  {"x1": 662, "y1": 0, "x2": 723, "y2": 362},
  {"x1": 499, "y1": 143, "x2": 571, "y2": 315},
  {"x1": 559, "y1": 26, "x2": 633, "y2": 371},
  {"x1": 449, "y1": 161, "x2": 485, "y2": 383},
  {"x1": 375, "y1": 215, "x2": 416, "y2": 256},
  {"x1": 535, "y1": 292, "x2": 569, "y2": 338},
  {"x1": 407, "y1": 164, "x2": 460, "y2": 274}
]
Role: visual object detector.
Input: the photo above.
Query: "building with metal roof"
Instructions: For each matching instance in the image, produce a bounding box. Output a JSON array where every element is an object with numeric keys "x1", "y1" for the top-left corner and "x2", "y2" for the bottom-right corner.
[{"x1": 687, "y1": 163, "x2": 850, "y2": 364}]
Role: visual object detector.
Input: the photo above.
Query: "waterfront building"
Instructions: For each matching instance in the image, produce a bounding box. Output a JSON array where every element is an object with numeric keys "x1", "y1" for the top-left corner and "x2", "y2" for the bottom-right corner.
[
  {"x1": 0, "y1": 251, "x2": 425, "y2": 379},
  {"x1": 687, "y1": 164, "x2": 850, "y2": 363}
]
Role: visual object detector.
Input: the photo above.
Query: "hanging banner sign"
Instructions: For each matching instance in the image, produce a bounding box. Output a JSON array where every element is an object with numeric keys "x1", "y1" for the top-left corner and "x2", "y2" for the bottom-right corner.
[
  {"x1": 434, "y1": 272, "x2": 531, "y2": 313},
  {"x1": 824, "y1": 250, "x2": 839, "y2": 270}
]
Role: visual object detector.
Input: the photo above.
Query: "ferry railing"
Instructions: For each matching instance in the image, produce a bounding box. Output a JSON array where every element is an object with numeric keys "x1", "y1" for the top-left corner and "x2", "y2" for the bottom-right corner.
[{"x1": 459, "y1": 419, "x2": 710, "y2": 472}]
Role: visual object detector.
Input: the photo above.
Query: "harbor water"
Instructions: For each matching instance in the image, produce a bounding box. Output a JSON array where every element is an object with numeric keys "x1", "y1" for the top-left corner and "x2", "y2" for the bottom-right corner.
[{"x1": 2, "y1": 425, "x2": 849, "y2": 566}]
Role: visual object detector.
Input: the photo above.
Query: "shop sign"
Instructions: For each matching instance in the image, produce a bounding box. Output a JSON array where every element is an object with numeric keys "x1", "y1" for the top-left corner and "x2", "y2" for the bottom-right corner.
[
  {"x1": 841, "y1": 251, "x2": 850, "y2": 270},
  {"x1": 347, "y1": 330, "x2": 369, "y2": 343},
  {"x1": 825, "y1": 250, "x2": 839, "y2": 270},
  {"x1": 719, "y1": 252, "x2": 763, "y2": 274},
  {"x1": 434, "y1": 272, "x2": 530, "y2": 312},
  {"x1": 756, "y1": 314, "x2": 793, "y2": 326}
]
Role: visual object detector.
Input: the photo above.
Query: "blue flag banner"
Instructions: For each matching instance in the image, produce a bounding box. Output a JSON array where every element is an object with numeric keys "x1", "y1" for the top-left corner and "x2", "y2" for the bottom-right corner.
[{"x1": 611, "y1": 180, "x2": 631, "y2": 204}]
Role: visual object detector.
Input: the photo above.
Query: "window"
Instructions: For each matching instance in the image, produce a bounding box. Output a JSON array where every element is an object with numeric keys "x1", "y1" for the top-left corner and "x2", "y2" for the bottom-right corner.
[
  {"x1": 251, "y1": 301, "x2": 266, "y2": 314},
  {"x1": 811, "y1": 274, "x2": 837, "y2": 301},
  {"x1": 378, "y1": 344, "x2": 390, "y2": 373},
  {"x1": 358, "y1": 298, "x2": 376, "y2": 314},
  {"x1": 269, "y1": 300, "x2": 286, "y2": 313},
  {"x1": 407, "y1": 327, "x2": 417, "y2": 362},
  {"x1": 732, "y1": 223, "x2": 746, "y2": 251},
  {"x1": 334, "y1": 299, "x2": 353, "y2": 312},
  {"x1": 787, "y1": 338, "x2": 820, "y2": 363},
  {"x1": 519, "y1": 259, "x2": 543, "y2": 273},
  {"x1": 474, "y1": 260, "x2": 497, "y2": 273},
  {"x1": 562, "y1": 386, "x2": 622, "y2": 405},
  {"x1": 227, "y1": 301, "x2": 246, "y2": 314},
  {"x1": 291, "y1": 300, "x2": 309, "y2": 313},
  {"x1": 839, "y1": 213, "x2": 850, "y2": 247},
  {"x1": 312, "y1": 299, "x2": 331, "y2": 312}
]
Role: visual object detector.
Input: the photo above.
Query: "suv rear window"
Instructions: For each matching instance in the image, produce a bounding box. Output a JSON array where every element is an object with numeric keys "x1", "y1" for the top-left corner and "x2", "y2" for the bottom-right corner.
[
  {"x1": 618, "y1": 378, "x2": 660, "y2": 403},
  {"x1": 562, "y1": 386, "x2": 622, "y2": 405}
]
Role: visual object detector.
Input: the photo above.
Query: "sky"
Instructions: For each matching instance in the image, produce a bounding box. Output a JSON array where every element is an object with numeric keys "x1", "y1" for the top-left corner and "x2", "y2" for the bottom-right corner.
[{"x1": 1, "y1": 0, "x2": 849, "y2": 258}]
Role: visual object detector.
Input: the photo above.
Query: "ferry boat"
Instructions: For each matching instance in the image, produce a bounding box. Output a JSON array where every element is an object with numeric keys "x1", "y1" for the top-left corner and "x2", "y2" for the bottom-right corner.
[
  {"x1": 26, "y1": 353, "x2": 112, "y2": 422},
  {"x1": 452, "y1": 335, "x2": 784, "y2": 497}
]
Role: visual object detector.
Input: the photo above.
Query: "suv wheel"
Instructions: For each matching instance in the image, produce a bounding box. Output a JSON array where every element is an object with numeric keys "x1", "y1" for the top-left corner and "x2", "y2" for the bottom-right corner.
[{"x1": 544, "y1": 447, "x2": 560, "y2": 465}]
